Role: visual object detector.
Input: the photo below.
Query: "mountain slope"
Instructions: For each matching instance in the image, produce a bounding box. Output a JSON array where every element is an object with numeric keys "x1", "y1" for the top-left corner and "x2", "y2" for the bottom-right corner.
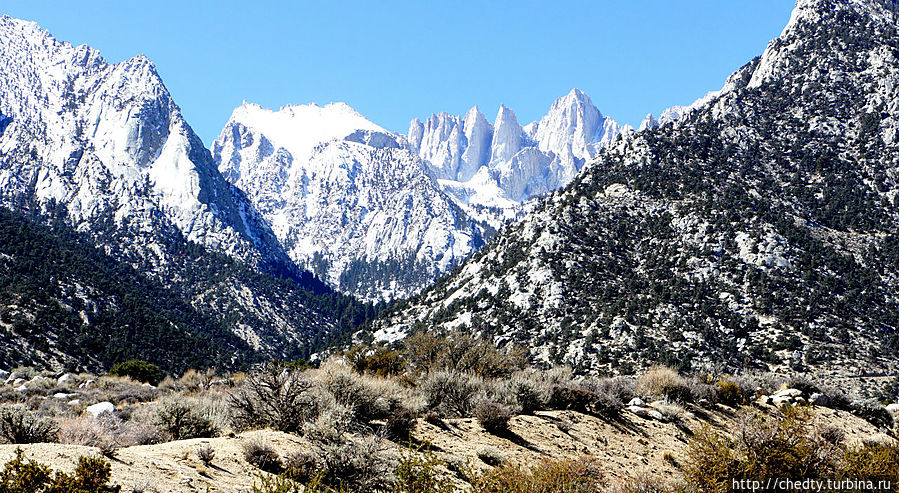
[
  {"x1": 376, "y1": 0, "x2": 899, "y2": 379},
  {"x1": 212, "y1": 103, "x2": 491, "y2": 302},
  {"x1": 0, "y1": 17, "x2": 372, "y2": 369},
  {"x1": 0, "y1": 205, "x2": 256, "y2": 372}
]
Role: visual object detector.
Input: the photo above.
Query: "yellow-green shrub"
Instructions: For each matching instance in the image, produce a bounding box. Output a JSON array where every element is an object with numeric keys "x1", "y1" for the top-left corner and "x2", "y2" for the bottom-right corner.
[
  {"x1": 683, "y1": 406, "x2": 899, "y2": 493},
  {"x1": 470, "y1": 457, "x2": 604, "y2": 493},
  {"x1": 0, "y1": 448, "x2": 120, "y2": 493}
]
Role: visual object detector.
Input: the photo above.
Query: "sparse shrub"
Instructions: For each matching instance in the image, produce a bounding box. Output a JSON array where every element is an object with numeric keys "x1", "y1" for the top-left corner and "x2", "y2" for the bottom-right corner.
[
  {"x1": 320, "y1": 363, "x2": 394, "y2": 426},
  {"x1": 59, "y1": 411, "x2": 161, "y2": 452},
  {"x1": 196, "y1": 445, "x2": 215, "y2": 466},
  {"x1": 469, "y1": 457, "x2": 604, "y2": 493},
  {"x1": 849, "y1": 398, "x2": 894, "y2": 429},
  {"x1": 662, "y1": 450, "x2": 678, "y2": 468},
  {"x1": 0, "y1": 406, "x2": 58, "y2": 444},
  {"x1": 547, "y1": 382, "x2": 622, "y2": 418},
  {"x1": 302, "y1": 397, "x2": 353, "y2": 443},
  {"x1": 637, "y1": 366, "x2": 691, "y2": 403},
  {"x1": 403, "y1": 331, "x2": 526, "y2": 379},
  {"x1": 160, "y1": 369, "x2": 217, "y2": 393},
  {"x1": 385, "y1": 406, "x2": 416, "y2": 441},
  {"x1": 230, "y1": 362, "x2": 315, "y2": 433},
  {"x1": 90, "y1": 376, "x2": 159, "y2": 405},
  {"x1": 0, "y1": 448, "x2": 121, "y2": 492},
  {"x1": 153, "y1": 401, "x2": 217, "y2": 441},
  {"x1": 652, "y1": 399, "x2": 685, "y2": 423},
  {"x1": 818, "y1": 425, "x2": 845, "y2": 446},
  {"x1": 547, "y1": 384, "x2": 593, "y2": 413},
  {"x1": 108, "y1": 360, "x2": 161, "y2": 386},
  {"x1": 476, "y1": 401, "x2": 513, "y2": 434},
  {"x1": 578, "y1": 380, "x2": 626, "y2": 418},
  {"x1": 243, "y1": 439, "x2": 283, "y2": 474},
  {"x1": 608, "y1": 470, "x2": 672, "y2": 493},
  {"x1": 58, "y1": 414, "x2": 120, "y2": 455},
  {"x1": 315, "y1": 436, "x2": 390, "y2": 492},
  {"x1": 818, "y1": 384, "x2": 852, "y2": 410},
  {"x1": 283, "y1": 450, "x2": 320, "y2": 483},
  {"x1": 476, "y1": 446, "x2": 507, "y2": 466},
  {"x1": 588, "y1": 376, "x2": 637, "y2": 404},
  {"x1": 421, "y1": 371, "x2": 484, "y2": 417},
  {"x1": 393, "y1": 446, "x2": 453, "y2": 493},
  {"x1": 505, "y1": 372, "x2": 548, "y2": 414},
  {"x1": 785, "y1": 375, "x2": 820, "y2": 395},
  {"x1": 251, "y1": 474, "x2": 303, "y2": 493}
]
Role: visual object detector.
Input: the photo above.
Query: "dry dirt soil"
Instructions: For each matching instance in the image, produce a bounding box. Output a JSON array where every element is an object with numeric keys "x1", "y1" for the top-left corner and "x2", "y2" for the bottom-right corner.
[{"x1": 0, "y1": 400, "x2": 892, "y2": 492}]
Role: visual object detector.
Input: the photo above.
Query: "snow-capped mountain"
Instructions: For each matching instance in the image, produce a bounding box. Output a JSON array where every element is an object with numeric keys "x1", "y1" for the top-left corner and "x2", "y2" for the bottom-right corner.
[
  {"x1": 409, "y1": 89, "x2": 631, "y2": 219},
  {"x1": 213, "y1": 90, "x2": 629, "y2": 301},
  {"x1": 0, "y1": 15, "x2": 285, "y2": 269},
  {"x1": 0, "y1": 16, "x2": 362, "y2": 363},
  {"x1": 212, "y1": 102, "x2": 490, "y2": 301}
]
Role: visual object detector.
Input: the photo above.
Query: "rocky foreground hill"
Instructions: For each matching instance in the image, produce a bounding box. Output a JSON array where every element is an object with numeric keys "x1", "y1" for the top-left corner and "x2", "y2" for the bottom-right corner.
[{"x1": 375, "y1": 0, "x2": 899, "y2": 385}]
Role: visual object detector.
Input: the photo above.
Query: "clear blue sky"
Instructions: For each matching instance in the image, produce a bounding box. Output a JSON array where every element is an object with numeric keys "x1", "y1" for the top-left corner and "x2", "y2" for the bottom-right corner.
[{"x1": 4, "y1": 1, "x2": 795, "y2": 145}]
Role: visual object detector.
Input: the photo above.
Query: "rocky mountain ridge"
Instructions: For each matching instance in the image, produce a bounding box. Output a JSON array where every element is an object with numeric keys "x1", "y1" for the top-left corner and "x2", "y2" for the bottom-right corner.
[{"x1": 374, "y1": 0, "x2": 899, "y2": 382}]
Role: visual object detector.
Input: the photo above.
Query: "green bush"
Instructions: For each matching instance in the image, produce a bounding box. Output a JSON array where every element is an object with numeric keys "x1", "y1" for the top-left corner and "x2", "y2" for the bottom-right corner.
[
  {"x1": 108, "y1": 360, "x2": 161, "y2": 386},
  {"x1": 0, "y1": 407, "x2": 58, "y2": 444},
  {"x1": 715, "y1": 380, "x2": 747, "y2": 406},
  {"x1": 393, "y1": 447, "x2": 453, "y2": 493},
  {"x1": 0, "y1": 448, "x2": 121, "y2": 492},
  {"x1": 344, "y1": 346, "x2": 406, "y2": 377}
]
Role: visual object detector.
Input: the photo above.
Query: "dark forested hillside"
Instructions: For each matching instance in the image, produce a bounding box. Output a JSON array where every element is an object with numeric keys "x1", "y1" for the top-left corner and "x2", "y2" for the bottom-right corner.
[{"x1": 0, "y1": 204, "x2": 379, "y2": 374}]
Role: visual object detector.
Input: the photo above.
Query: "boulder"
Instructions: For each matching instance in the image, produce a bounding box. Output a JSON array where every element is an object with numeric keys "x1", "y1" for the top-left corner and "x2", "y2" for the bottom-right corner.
[
  {"x1": 57, "y1": 373, "x2": 75, "y2": 385},
  {"x1": 773, "y1": 388, "x2": 803, "y2": 398},
  {"x1": 886, "y1": 403, "x2": 899, "y2": 415},
  {"x1": 628, "y1": 405, "x2": 650, "y2": 417},
  {"x1": 810, "y1": 393, "x2": 830, "y2": 406},
  {"x1": 647, "y1": 410, "x2": 665, "y2": 421},
  {"x1": 628, "y1": 398, "x2": 646, "y2": 407},
  {"x1": 85, "y1": 401, "x2": 115, "y2": 417},
  {"x1": 53, "y1": 392, "x2": 78, "y2": 400},
  {"x1": 78, "y1": 379, "x2": 95, "y2": 389}
]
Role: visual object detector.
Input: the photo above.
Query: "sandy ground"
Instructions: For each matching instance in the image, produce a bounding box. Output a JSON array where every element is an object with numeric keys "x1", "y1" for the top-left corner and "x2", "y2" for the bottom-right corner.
[{"x1": 0, "y1": 401, "x2": 892, "y2": 492}]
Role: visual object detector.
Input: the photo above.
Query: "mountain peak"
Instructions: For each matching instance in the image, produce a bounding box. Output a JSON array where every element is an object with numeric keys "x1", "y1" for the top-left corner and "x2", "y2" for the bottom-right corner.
[
  {"x1": 490, "y1": 105, "x2": 522, "y2": 165},
  {"x1": 563, "y1": 87, "x2": 591, "y2": 104},
  {"x1": 228, "y1": 101, "x2": 384, "y2": 163}
]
